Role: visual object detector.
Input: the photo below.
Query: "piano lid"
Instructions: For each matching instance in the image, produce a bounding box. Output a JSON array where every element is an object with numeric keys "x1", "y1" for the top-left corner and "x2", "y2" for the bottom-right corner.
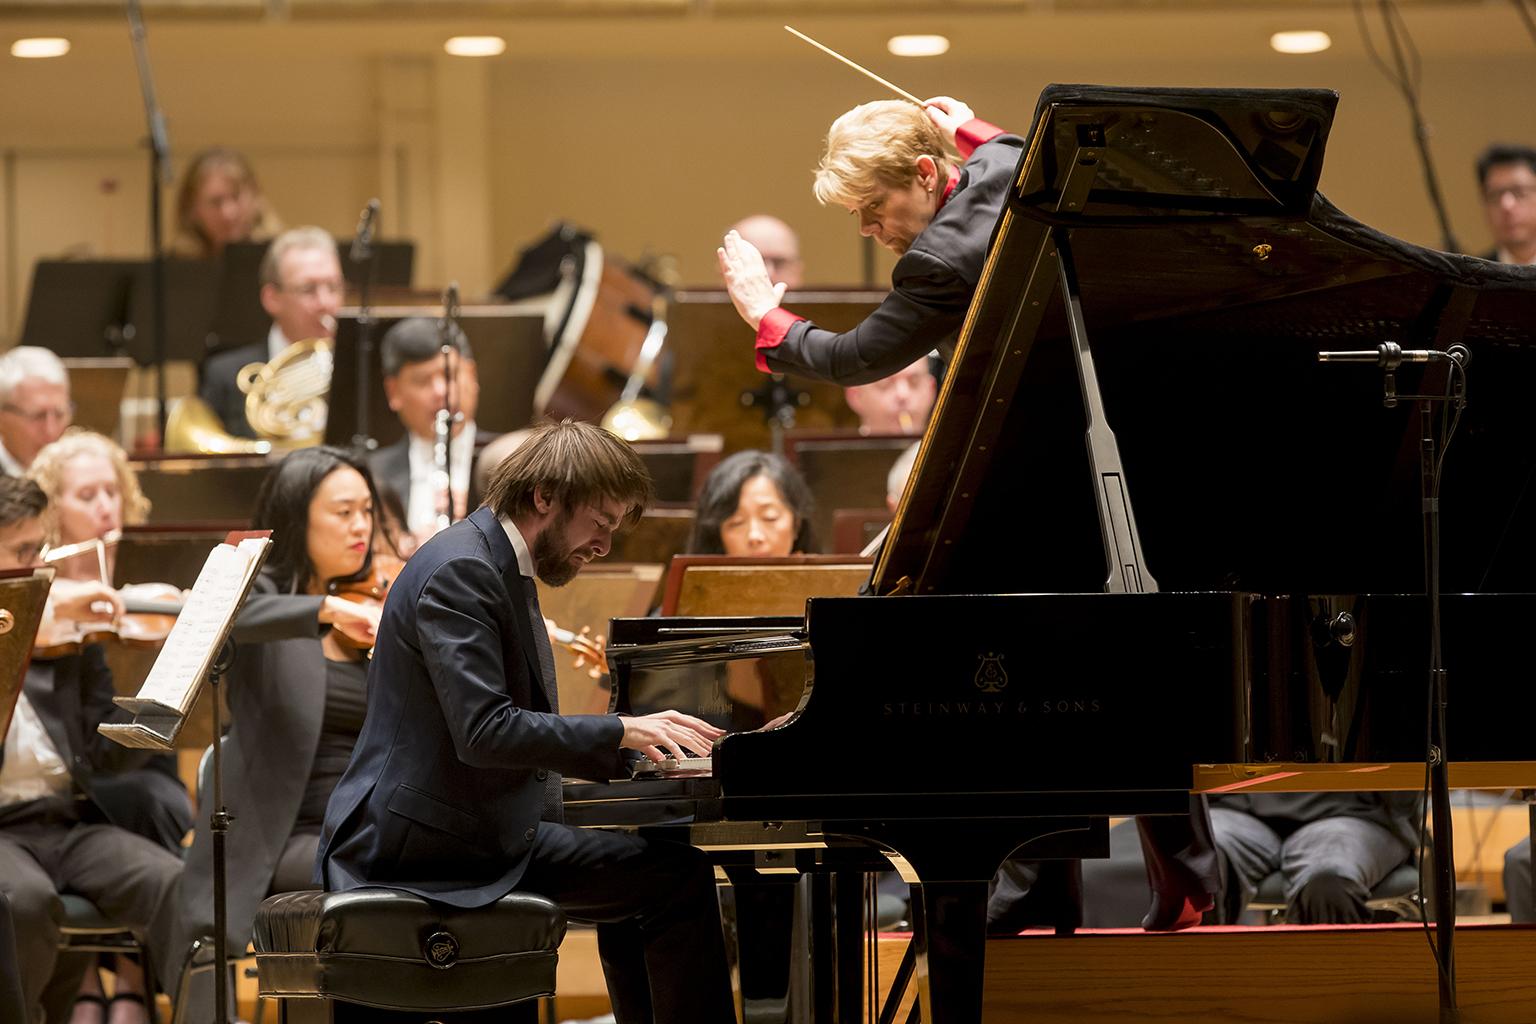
[{"x1": 874, "y1": 85, "x2": 1536, "y2": 599}]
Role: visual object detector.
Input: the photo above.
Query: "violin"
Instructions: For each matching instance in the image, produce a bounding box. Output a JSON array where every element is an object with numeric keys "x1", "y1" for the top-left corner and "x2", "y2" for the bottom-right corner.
[
  {"x1": 549, "y1": 622, "x2": 609, "y2": 678},
  {"x1": 325, "y1": 550, "x2": 406, "y2": 654},
  {"x1": 32, "y1": 582, "x2": 184, "y2": 660}
]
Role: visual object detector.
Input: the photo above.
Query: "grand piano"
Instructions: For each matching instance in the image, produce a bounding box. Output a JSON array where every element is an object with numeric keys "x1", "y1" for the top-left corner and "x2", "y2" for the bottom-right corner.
[{"x1": 566, "y1": 85, "x2": 1536, "y2": 1023}]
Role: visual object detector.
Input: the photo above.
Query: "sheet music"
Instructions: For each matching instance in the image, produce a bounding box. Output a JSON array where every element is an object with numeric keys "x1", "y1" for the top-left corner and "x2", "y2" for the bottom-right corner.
[{"x1": 123, "y1": 536, "x2": 268, "y2": 714}]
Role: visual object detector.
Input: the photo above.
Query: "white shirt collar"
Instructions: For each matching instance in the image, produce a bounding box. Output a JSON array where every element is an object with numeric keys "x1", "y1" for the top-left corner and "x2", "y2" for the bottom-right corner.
[
  {"x1": 0, "y1": 439, "x2": 25, "y2": 477},
  {"x1": 267, "y1": 324, "x2": 293, "y2": 362},
  {"x1": 498, "y1": 514, "x2": 536, "y2": 579},
  {"x1": 403, "y1": 422, "x2": 477, "y2": 535}
]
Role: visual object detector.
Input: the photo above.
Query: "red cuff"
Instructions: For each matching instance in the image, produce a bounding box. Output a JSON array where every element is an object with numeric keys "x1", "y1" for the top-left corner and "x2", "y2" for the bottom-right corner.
[
  {"x1": 956, "y1": 118, "x2": 1005, "y2": 159},
  {"x1": 755, "y1": 307, "x2": 804, "y2": 373}
]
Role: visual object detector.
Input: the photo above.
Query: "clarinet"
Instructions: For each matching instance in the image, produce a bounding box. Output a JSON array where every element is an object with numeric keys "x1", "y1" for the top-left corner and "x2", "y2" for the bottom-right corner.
[{"x1": 433, "y1": 282, "x2": 460, "y2": 533}]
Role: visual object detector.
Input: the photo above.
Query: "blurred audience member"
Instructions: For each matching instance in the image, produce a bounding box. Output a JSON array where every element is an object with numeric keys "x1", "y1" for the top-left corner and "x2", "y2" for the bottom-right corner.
[{"x1": 1477, "y1": 144, "x2": 1536, "y2": 265}]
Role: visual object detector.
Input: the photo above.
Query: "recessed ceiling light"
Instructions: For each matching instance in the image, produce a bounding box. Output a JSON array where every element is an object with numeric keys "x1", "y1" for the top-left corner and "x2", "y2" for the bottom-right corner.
[
  {"x1": 11, "y1": 38, "x2": 70, "y2": 59},
  {"x1": 887, "y1": 35, "x2": 950, "y2": 58},
  {"x1": 1270, "y1": 30, "x2": 1332, "y2": 55},
  {"x1": 444, "y1": 36, "x2": 506, "y2": 58}
]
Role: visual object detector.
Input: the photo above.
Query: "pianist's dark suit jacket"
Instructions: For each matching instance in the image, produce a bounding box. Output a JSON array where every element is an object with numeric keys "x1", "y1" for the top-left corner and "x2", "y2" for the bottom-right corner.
[
  {"x1": 759, "y1": 130, "x2": 1026, "y2": 385},
  {"x1": 319, "y1": 504, "x2": 624, "y2": 907},
  {"x1": 175, "y1": 576, "x2": 331, "y2": 952},
  {"x1": 198, "y1": 340, "x2": 266, "y2": 438}
]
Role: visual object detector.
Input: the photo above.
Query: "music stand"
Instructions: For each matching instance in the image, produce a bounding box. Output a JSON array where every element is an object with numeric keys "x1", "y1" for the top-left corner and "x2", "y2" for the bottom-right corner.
[
  {"x1": 20, "y1": 261, "x2": 137, "y2": 357},
  {"x1": 102, "y1": 531, "x2": 271, "y2": 1024},
  {"x1": 340, "y1": 239, "x2": 413, "y2": 289},
  {"x1": 123, "y1": 260, "x2": 223, "y2": 365},
  {"x1": 325, "y1": 305, "x2": 546, "y2": 449},
  {"x1": 0, "y1": 568, "x2": 57, "y2": 743}
]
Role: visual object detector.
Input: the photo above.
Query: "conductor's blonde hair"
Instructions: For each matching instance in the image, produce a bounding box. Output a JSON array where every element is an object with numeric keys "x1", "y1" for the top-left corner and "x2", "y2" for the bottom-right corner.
[{"x1": 812, "y1": 101, "x2": 958, "y2": 209}]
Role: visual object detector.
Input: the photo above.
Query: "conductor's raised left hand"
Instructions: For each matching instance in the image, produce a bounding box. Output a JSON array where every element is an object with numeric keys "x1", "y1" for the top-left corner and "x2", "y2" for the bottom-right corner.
[{"x1": 718, "y1": 230, "x2": 788, "y2": 331}]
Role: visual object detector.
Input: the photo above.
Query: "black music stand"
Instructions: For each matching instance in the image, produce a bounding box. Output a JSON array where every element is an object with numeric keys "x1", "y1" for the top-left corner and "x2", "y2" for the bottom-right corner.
[
  {"x1": 325, "y1": 308, "x2": 545, "y2": 450},
  {"x1": 123, "y1": 260, "x2": 223, "y2": 365},
  {"x1": 340, "y1": 239, "x2": 413, "y2": 289},
  {"x1": 20, "y1": 261, "x2": 137, "y2": 357}
]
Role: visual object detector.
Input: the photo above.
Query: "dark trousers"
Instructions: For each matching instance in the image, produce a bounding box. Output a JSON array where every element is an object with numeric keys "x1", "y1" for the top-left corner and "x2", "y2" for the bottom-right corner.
[
  {"x1": 0, "y1": 816, "x2": 182, "y2": 1024},
  {"x1": 1210, "y1": 805, "x2": 1409, "y2": 924},
  {"x1": 518, "y1": 822, "x2": 734, "y2": 1024}
]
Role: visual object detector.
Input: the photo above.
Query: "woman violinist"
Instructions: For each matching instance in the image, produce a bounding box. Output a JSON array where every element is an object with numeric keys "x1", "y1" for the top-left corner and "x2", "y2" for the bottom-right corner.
[
  {"x1": 28, "y1": 431, "x2": 189, "y2": 1024},
  {"x1": 171, "y1": 446, "x2": 388, "y2": 1011}
]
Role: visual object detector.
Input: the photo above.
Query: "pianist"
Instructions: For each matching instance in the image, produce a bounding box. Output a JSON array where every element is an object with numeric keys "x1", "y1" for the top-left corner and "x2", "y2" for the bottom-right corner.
[{"x1": 318, "y1": 420, "x2": 735, "y2": 1024}]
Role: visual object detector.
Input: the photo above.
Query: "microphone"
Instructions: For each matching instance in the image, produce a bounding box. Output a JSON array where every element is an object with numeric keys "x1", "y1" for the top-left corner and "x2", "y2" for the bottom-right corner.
[
  {"x1": 349, "y1": 198, "x2": 380, "y2": 262},
  {"x1": 1317, "y1": 341, "x2": 1469, "y2": 369}
]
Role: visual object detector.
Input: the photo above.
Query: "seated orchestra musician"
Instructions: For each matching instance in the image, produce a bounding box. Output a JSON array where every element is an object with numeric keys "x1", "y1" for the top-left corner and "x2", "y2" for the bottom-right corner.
[
  {"x1": 170, "y1": 147, "x2": 281, "y2": 261},
  {"x1": 318, "y1": 420, "x2": 735, "y2": 1024},
  {"x1": 169, "y1": 446, "x2": 386, "y2": 1013},
  {"x1": 28, "y1": 432, "x2": 193, "y2": 1023},
  {"x1": 1209, "y1": 793, "x2": 1419, "y2": 924},
  {"x1": 0, "y1": 477, "x2": 182, "y2": 1024},
  {"x1": 688, "y1": 449, "x2": 816, "y2": 558},
  {"x1": 369, "y1": 317, "x2": 497, "y2": 550},
  {"x1": 0, "y1": 348, "x2": 73, "y2": 478},
  {"x1": 717, "y1": 95, "x2": 1220, "y2": 930},
  {"x1": 842, "y1": 356, "x2": 937, "y2": 436},
  {"x1": 726, "y1": 214, "x2": 804, "y2": 290},
  {"x1": 199, "y1": 226, "x2": 342, "y2": 439}
]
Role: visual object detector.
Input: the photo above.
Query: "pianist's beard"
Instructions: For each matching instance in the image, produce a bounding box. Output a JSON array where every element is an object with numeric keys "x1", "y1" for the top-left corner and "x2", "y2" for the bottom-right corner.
[{"x1": 532, "y1": 508, "x2": 586, "y2": 587}]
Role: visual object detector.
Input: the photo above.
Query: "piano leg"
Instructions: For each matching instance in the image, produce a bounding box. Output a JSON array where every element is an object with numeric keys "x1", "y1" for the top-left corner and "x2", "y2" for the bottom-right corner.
[
  {"x1": 822, "y1": 817, "x2": 1106, "y2": 1024},
  {"x1": 911, "y1": 878, "x2": 992, "y2": 1024},
  {"x1": 724, "y1": 867, "x2": 797, "y2": 1024},
  {"x1": 834, "y1": 870, "x2": 865, "y2": 1024}
]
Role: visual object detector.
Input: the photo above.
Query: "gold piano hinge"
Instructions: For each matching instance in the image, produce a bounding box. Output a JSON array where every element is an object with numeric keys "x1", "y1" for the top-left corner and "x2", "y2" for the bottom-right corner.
[{"x1": 884, "y1": 576, "x2": 913, "y2": 596}]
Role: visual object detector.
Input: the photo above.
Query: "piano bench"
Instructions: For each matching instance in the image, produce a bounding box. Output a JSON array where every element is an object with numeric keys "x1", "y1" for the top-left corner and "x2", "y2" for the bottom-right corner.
[
  {"x1": 1249, "y1": 862, "x2": 1423, "y2": 923},
  {"x1": 251, "y1": 888, "x2": 565, "y2": 1024}
]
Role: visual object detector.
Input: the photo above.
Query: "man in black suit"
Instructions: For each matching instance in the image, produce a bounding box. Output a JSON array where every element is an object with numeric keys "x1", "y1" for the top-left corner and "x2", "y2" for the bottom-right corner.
[
  {"x1": 368, "y1": 317, "x2": 496, "y2": 549},
  {"x1": 320, "y1": 420, "x2": 734, "y2": 1024},
  {"x1": 0, "y1": 478, "x2": 183, "y2": 1023},
  {"x1": 198, "y1": 226, "x2": 343, "y2": 437}
]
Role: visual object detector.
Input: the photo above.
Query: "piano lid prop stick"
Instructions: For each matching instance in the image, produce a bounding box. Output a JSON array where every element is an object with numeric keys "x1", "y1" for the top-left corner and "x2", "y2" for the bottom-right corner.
[{"x1": 783, "y1": 26, "x2": 926, "y2": 107}]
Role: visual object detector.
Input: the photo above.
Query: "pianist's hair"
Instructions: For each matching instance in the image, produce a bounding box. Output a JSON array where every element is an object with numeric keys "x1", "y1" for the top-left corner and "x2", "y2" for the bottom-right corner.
[
  {"x1": 813, "y1": 100, "x2": 958, "y2": 209},
  {"x1": 253, "y1": 446, "x2": 383, "y2": 593},
  {"x1": 27, "y1": 430, "x2": 150, "y2": 548},
  {"x1": 482, "y1": 419, "x2": 652, "y2": 530},
  {"x1": 688, "y1": 450, "x2": 818, "y2": 556},
  {"x1": 0, "y1": 476, "x2": 47, "y2": 532}
]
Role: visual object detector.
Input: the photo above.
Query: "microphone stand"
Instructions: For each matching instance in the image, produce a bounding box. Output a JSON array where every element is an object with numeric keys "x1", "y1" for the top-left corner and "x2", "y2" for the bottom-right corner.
[
  {"x1": 125, "y1": 0, "x2": 171, "y2": 446},
  {"x1": 1318, "y1": 339, "x2": 1469, "y2": 1023},
  {"x1": 350, "y1": 198, "x2": 380, "y2": 451}
]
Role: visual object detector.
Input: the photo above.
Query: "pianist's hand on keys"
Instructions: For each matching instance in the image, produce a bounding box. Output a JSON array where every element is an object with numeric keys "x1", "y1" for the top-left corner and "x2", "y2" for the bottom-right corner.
[{"x1": 620, "y1": 710, "x2": 726, "y2": 763}]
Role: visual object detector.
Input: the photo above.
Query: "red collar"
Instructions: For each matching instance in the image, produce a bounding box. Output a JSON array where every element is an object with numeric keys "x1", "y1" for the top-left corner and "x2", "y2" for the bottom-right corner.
[{"x1": 937, "y1": 165, "x2": 962, "y2": 209}]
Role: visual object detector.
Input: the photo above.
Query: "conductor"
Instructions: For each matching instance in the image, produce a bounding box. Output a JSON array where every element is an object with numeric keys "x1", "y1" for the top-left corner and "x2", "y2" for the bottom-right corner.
[{"x1": 318, "y1": 420, "x2": 734, "y2": 1023}]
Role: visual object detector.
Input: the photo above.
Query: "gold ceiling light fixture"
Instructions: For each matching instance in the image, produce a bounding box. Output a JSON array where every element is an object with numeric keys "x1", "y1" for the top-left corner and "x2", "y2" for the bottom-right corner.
[
  {"x1": 887, "y1": 34, "x2": 950, "y2": 58},
  {"x1": 11, "y1": 38, "x2": 70, "y2": 59},
  {"x1": 1269, "y1": 30, "x2": 1332, "y2": 54},
  {"x1": 444, "y1": 36, "x2": 507, "y2": 58}
]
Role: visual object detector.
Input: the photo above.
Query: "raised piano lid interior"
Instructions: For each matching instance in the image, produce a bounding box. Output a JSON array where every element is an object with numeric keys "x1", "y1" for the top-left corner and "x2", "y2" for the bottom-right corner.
[{"x1": 874, "y1": 84, "x2": 1536, "y2": 600}]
